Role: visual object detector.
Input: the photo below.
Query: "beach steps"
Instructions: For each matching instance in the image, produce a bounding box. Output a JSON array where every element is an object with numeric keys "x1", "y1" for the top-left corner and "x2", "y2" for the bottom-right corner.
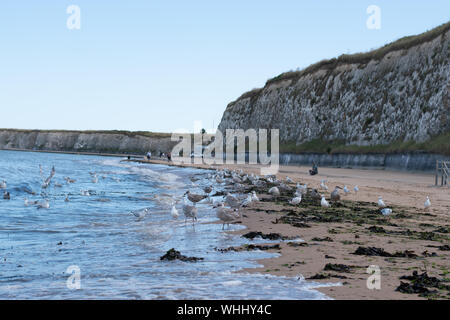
[{"x1": 435, "y1": 160, "x2": 449, "y2": 187}]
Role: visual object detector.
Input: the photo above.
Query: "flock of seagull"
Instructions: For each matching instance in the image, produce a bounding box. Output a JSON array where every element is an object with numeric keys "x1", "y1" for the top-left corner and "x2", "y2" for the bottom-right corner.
[
  {"x1": 1, "y1": 164, "x2": 433, "y2": 228},
  {"x1": 0, "y1": 165, "x2": 100, "y2": 210},
  {"x1": 164, "y1": 168, "x2": 433, "y2": 228}
]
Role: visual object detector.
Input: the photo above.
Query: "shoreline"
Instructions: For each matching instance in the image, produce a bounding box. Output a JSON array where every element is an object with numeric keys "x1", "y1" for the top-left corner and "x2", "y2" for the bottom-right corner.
[
  {"x1": 143, "y1": 158, "x2": 449, "y2": 300},
  {"x1": 2, "y1": 149, "x2": 449, "y2": 299}
]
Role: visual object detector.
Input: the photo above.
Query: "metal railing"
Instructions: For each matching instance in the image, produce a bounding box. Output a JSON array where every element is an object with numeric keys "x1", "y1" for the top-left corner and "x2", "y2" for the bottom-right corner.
[{"x1": 435, "y1": 160, "x2": 449, "y2": 186}]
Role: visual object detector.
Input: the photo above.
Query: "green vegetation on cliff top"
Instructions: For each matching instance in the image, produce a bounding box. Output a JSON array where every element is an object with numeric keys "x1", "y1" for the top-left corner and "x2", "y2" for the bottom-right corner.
[{"x1": 280, "y1": 132, "x2": 450, "y2": 156}]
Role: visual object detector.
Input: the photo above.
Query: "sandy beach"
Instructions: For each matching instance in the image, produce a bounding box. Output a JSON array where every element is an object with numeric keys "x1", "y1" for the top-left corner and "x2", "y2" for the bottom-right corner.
[{"x1": 133, "y1": 157, "x2": 450, "y2": 300}]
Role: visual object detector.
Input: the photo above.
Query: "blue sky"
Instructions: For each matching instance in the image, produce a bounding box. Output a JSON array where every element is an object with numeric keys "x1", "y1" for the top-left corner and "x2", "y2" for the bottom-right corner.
[{"x1": 0, "y1": 1, "x2": 448, "y2": 133}]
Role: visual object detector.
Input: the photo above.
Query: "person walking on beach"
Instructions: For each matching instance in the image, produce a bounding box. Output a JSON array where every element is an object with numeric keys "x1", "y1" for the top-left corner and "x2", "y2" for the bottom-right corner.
[
  {"x1": 146, "y1": 151, "x2": 152, "y2": 160},
  {"x1": 167, "y1": 152, "x2": 172, "y2": 162}
]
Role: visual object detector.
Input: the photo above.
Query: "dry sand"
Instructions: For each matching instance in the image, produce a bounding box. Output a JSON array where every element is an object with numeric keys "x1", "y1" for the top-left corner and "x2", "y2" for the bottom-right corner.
[{"x1": 130, "y1": 157, "x2": 450, "y2": 300}]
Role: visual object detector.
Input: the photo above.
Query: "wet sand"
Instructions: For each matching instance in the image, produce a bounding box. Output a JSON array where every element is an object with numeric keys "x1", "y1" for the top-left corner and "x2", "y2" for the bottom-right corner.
[{"x1": 131, "y1": 157, "x2": 450, "y2": 300}]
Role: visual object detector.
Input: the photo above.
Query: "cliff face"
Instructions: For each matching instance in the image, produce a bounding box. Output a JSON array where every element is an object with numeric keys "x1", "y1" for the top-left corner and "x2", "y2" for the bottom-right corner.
[
  {"x1": 0, "y1": 130, "x2": 176, "y2": 155},
  {"x1": 218, "y1": 23, "x2": 450, "y2": 147}
]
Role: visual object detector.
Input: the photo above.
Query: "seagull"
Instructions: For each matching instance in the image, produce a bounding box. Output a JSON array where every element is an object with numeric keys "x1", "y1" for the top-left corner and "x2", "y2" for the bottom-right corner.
[
  {"x1": 81, "y1": 190, "x2": 91, "y2": 196},
  {"x1": 320, "y1": 180, "x2": 328, "y2": 191},
  {"x1": 37, "y1": 199, "x2": 50, "y2": 209},
  {"x1": 65, "y1": 177, "x2": 76, "y2": 184},
  {"x1": 171, "y1": 205, "x2": 179, "y2": 219},
  {"x1": 130, "y1": 208, "x2": 149, "y2": 219},
  {"x1": 286, "y1": 176, "x2": 294, "y2": 184},
  {"x1": 216, "y1": 203, "x2": 240, "y2": 230},
  {"x1": 225, "y1": 193, "x2": 240, "y2": 208},
  {"x1": 25, "y1": 198, "x2": 38, "y2": 206},
  {"x1": 296, "y1": 183, "x2": 308, "y2": 195},
  {"x1": 0, "y1": 181, "x2": 6, "y2": 189},
  {"x1": 203, "y1": 186, "x2": 213, "y2": 195},
  {"x1": 310, "y1": 188, "x2": 321, "y2": 201},
  {"x1": 381, "y1": 208, "x2": 392, "y2": 216},
  {"x1": 92, "y1": 174, "x2": 98, "y2": 184},
  {"x1": 330, "y1": 186, "x2": 342, "y2": 202},
  {"x1": 378, "y1": 196, "x2": 386, "y2": 208},
  {"x1": 41, "y1": 166, "x2": 56, "y2": 189},
  {"x1": 424, "y1": 196, "x2": 431, "y2": 210},
  {"x1": 64, "y1": 194, "x2": 70, "y2": 202},
  {"x1": 343, "y1": 185, "x2": 350, "y2": 195},
  {"x1": 185, "y1": 191, "x2": 207, "y2": 205},
  {"x1": 182, "y1": 203, "x2": 198, "y2": 225},
  {"x1": 353, "y1": 185, "x2": 359, "y2": 194},
  {"x1": 215, "y1": 176, "x2": 223, "y2": 184},
  {"x1": 268, "y1": 186, "x2": 280, "y2": 196},
  {"x1": 251, "y1": 191, "x2": 259, "y2": 202},
  {"x1": 321, "y1": 196, "x2": 330, "y2": 208},
  {"x1": 240, "y1": 194, "x2": 253, "y2": 207},
  {"x1": 3, "y1": 191, "x2": 10, "y2": 200},
  {"x1": 289, "y1": 195, "x2": 302, "y2": 205}
]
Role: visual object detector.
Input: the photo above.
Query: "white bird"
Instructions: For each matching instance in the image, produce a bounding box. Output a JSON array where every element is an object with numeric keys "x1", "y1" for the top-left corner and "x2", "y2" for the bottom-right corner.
[
  {"x1": 289, "y1": 196, "x2": 302, "y2": 205},
  {"x1": 216, "y1": 203, "x2": 240, "y2": 230},
  {"x1": 0, "y1": 181, "x2": 6, "y2": 189},
  {"x1": 131, "y1": 208, "x2": 149, "y2": 219},
  {"x1": 320, "y1": 180, "x2": 328, "y2": 191},
  {"x1": 37, "y1": 199, "x2": 50, "y2": 209},
  {"x1": 343, "y1": 185, "x2": 350, "y2": 195},
  {"x1": 25, "y1": 198, "x2": 38, "y2": 206},
  {"x1": 354, "y1": 185, "x2": 359, "y2": 194},
  {"x1": 240, "y1": 194, "x2": 253, "y2": 207},
  {"x1": 268, "y1": 186, "x2": 280, "y2": 196},
  {"x1": 3, "y1": 191, "x2": 10, "y2": 200},
  {"x1": 81, "y1": 190, "x2": 90, "y2": 196},
  {"x1": 296, "y1": 183, "x2": 308, "y2": 195},
  {"x1": 378, "y1": 196, "x2": 386, "y2": 208},
  {"x1": 381, "y1": 208, "x2": 392, "y2": 216},
  {"x1": 424, "y1": 196, "x2": 431, "y2": 210},
  {"x1": 286, "y1": 176, "x2": 294, "y2": 184},
  {"x1": 321, "y1": 196, "x2": 330, "y2": 208},
  {"x1": 171, "y1": 205, "x2": 179, "y2": 219},
  {"x1": 65, "y1": 194, "x2": 69, "y2": 202},
  {"x1": 251, "y1": 191, "x2": 259, "y2": 202}
]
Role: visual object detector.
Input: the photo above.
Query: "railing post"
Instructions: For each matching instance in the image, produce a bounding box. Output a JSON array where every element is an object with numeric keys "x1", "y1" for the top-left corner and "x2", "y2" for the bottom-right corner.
[{"x1": 435, "y1": 160, "x2": 438, "y2": 186}]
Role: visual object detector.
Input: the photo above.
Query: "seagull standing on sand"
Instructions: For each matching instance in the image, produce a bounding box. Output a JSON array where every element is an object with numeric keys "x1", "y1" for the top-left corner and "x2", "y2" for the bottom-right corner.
[
  {"x1": 353, "y1": 185, "x2": 359, "y2": 194},
  {"x1": 251, "y1": 191, "x2": 259, "y2": 202},
  {"x1": 289, "y1": 195, "x2": 302, "y2": 205},
  {"x1": 320, "y1": 180, "x2": 328, "y2": 191},
  {"x1": 225, "y1": 193, "x2": 240, "y2": 209},
  {"x1": 343, "y1": 185, "x2": 350, "y2": 195},
  {"x1": 330, "y1": 186, "x2": 341, "y2": 202},
  {"x1": 240, "y1": 194, "x2": 253, "y2": 207},
  {"x1": 216, "y1": 203, "x2": 240, "y2": 230},
  {"x1": 286, "y1": 176, "x2": 294, "y2": 184},
  {"x1": 268, "y1": 186, "x2": 280, "y2": 196},
  {"x1": 378, "y1": 196, "x2": 386, "y2": 208},
  {"x1": 381, "y1": 208, "x2": 392, "y2": 216},
  {"x1": 424, "y1": 196, "x2": 431, "y2": 210},
  {"x1": 321, "y1": 196, "x2": 330, "y2": 208}
]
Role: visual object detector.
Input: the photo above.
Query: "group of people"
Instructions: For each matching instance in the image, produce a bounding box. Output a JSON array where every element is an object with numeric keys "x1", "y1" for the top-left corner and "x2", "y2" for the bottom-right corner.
[{"x1": 146, "y1": 151, "x2": 172, "y2": 162}]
